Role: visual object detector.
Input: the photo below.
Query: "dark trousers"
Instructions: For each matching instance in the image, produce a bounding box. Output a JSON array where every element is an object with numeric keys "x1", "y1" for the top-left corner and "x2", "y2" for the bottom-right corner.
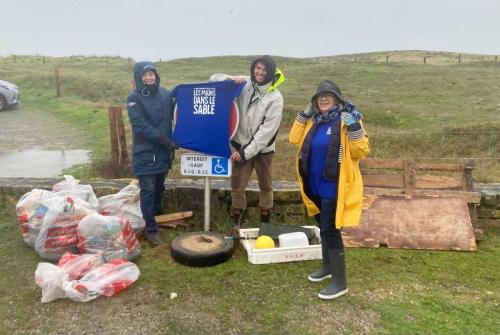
[
  {"x1": 138, "y1": 172, "x2": 167, "y2": 233},
  {"x1": 314, "y1": 198, "x2": 344, "y2": 249}
]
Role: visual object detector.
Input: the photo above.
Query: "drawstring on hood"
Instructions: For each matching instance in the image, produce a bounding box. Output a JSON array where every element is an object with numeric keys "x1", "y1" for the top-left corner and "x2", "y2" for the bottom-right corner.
[{"x1": 134, "y1": 61, "x2": 160, "y2": 96}]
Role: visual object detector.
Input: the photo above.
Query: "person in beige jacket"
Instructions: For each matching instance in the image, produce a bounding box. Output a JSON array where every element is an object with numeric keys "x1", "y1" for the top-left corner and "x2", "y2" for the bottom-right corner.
[{"x1": 210, "y1": 55, "x2": 285, "y2": 226}]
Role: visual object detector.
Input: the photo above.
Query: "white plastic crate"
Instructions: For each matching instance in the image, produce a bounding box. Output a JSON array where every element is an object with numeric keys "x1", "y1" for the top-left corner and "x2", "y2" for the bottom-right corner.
[{"x1": 239, "y1": 226, "x2": 322, "y2": 264}]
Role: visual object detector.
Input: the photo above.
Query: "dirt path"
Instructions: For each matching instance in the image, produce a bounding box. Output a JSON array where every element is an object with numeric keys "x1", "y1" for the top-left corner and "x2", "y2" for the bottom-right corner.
[
  {"x1": 0, "y1": 105, "x2": 89, "y2": 152},
  {"x1": 0, "y1": 105, "x2": 91, "y2": 177}
]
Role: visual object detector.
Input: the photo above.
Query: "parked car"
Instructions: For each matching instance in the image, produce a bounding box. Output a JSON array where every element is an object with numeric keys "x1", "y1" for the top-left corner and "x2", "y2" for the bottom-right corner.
[{"x1": 0, "y1": 79, "x2": 20, "y2": 112}]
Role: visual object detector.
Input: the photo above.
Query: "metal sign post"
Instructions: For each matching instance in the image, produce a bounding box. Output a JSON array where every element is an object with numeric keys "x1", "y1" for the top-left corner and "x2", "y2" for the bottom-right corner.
[
  {"x1": 204, "y1": 177, "x2": 210, "y2": 232},
  {"x1": 180, "y1": 153, "x2": 232, "y2": 231}
]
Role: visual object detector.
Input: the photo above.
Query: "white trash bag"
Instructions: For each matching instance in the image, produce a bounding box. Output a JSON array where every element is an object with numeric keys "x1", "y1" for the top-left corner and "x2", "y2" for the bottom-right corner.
[
  {"x1": 35, "y1": 262, "x2": 68, "y2": 303},
  {"x1": 35, "y1": 253, "x2": 132, "y2": 303},
  {"x1": 63, "y1": 259, "x2": 140, "y2": 302},
  {"x1": 35, "y1": 196, "x2": 95, "y2": 261},
  {"x1": 16, "y1": 189, "x2": 56, "y2": 247},
  {"x1": 77, "y1": 213, "x2": 141, "y2": 262},
  {"x1": 52, "y1": 175, "x2": 99, "y2": 209},
  {"x1": 57, "y1": 252, "x2": 104, "y2": 281},
  {"x1": 98, "y1": 184, "x2": 145, "y2": 233}
]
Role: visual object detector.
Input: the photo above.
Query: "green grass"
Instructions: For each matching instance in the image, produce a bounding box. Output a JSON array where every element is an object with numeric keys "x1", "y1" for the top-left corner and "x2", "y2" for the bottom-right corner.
[
  {"x1": 0, "y1": 196, "x2": 498, "y2": 334},
  {"x1": 0, "y1": 51, "x2": 499, "y2": 181}
]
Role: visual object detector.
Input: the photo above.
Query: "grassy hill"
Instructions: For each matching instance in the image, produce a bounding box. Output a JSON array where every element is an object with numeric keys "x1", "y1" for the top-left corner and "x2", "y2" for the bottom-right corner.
[{"x1": 0, "y1": 51, "x2": 498, "y2": 181}]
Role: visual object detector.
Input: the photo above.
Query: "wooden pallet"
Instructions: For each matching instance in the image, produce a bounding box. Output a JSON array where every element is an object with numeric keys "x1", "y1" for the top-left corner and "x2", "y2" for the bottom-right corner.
[{"x1": 343, "y1": 159, "x2": 480, "y2": 251}]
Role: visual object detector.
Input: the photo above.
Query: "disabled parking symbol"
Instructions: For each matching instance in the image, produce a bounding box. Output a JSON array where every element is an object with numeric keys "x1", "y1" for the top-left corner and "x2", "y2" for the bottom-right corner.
[{"x1": 211, "y1": 157, "x2": 228, "y2": 176}]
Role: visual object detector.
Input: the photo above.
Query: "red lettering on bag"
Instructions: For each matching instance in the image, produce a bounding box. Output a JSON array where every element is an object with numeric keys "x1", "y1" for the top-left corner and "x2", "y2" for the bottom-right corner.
[
  {"x1": 45, "y1": 236, "x2": 78, "y2": 249},
  {"x1": 17, "y1": 213, "x2": 28, "y2": 223},
  {"x1": 121, "y1": 221, "x2": 139, "y2": 251},
  {"x1": 20, "y1": 223, "x2": 29, "y2": 235},
  {"x1": 46, "y1": 224, "x2": 78, "y2": 237}
]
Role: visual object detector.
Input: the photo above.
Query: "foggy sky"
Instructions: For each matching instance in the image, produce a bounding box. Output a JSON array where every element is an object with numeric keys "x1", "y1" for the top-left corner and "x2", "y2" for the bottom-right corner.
[{"x1": 3, "y1": 0, "x2": 500, "y2": 60}]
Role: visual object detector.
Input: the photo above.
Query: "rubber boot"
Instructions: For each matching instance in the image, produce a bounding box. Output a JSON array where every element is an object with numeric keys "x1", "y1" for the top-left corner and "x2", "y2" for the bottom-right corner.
[
  {"x1": 260, "y1": 209, "x2": 271, "y2": 224},
  {"x1": 318, "y1": 248, "x2": 348, "y2": 300},
  {"x1": 308, "y1": 243, "x2": 331, "y2": 282},
  {"x1": 144, "y1": 231, "x2": 164, "y2": 247}
]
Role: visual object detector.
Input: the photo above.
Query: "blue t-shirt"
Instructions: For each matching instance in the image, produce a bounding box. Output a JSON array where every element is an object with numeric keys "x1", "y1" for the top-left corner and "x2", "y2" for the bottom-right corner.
[
  {"x1": 171, "y1": 81, "x2": 244, "y2": 158},
  {"x1": 308, "y1": 117, "x2": 340, "y2": 199}
]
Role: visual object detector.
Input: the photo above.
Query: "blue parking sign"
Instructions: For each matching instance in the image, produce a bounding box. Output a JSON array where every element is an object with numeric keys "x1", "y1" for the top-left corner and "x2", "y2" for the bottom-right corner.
[{"x1": 211, "y1": 157, "x2": 229, "y2": 176}]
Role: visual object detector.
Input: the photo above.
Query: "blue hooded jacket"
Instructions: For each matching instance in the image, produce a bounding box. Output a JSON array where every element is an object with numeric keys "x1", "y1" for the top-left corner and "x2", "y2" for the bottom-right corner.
[{"x1": 127, "y1": 61, "x2": 175, "y2": 176}]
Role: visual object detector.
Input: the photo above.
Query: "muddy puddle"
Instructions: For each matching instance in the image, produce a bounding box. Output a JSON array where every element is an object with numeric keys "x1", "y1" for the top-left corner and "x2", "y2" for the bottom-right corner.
[{"x1": 0, "y1": 149, "x2": 90, "y2": 178}]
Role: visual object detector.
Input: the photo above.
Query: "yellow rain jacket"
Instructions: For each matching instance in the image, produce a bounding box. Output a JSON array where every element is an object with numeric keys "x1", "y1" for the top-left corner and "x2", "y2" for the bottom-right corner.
[{"x1": 289, "y1": 118, "x2": 370, "y2": 228}]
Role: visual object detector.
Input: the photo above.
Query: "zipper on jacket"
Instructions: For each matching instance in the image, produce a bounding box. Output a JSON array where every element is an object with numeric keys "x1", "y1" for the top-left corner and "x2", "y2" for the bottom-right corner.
[{"x1": 247, "y1": 83, "x2": 261, "y2": 109}]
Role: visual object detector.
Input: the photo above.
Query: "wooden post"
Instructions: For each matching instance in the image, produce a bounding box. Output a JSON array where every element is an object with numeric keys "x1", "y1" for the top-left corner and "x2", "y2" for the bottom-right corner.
[
  {"x1": 495, "y1": 56, "x2": 498, "y2": 62},
  {"x1": 114, "y1": 106, "x2": 129, "y2": 164},
  {"x1": 458, "y1": 54, "x2": 461, "y2": 63},
  {"x1": 403, "y1": 160, "x2": 416, "y2": 194},
  {"x1": 354, "y1": 57, "x2": 357, "y2": 63},
  {"x1": 424, "y1": 56, "x2": 427, "y2": 64},
  {"x1": 54, "y1": 67, "x2": 61, "y2": 98},
  {"x1": 108, "y1": 107, "x2": 120, "y2": 176},
  {"x1": 462, "y1": 159, "x2": 475, "y2": 191},
  {"x1": 386, "y1": 55, "x2": 389, "y2": 62}
]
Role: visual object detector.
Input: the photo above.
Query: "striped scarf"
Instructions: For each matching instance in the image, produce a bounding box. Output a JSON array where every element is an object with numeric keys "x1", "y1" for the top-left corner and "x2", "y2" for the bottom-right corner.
[{"x1": 313, "y1": 99, "x2": 362, "y2": 124}]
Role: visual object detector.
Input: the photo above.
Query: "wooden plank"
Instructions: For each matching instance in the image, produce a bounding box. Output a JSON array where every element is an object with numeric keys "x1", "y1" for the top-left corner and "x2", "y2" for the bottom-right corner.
[
  {"x1": 361, "y1": 158, "x2": 404, "y2": 170},
  {"x1": 415, "y1": 163, "x2": 463, "y2": 172},
  {"x1": 155, "y1": 211, "x2": 193, "y2": 223},
  {"x1": 416, "y1": 175, "x2": 463, "y2": 190},
  {"x1": 363, "y1": 174, "x2": 404, "y2": 188},
  {"x1": 363, "y1": 187, "x2": 481, "y2": 203},
  {"x1": 158, "y1": 220, "x2": 188, "y2": 229}
]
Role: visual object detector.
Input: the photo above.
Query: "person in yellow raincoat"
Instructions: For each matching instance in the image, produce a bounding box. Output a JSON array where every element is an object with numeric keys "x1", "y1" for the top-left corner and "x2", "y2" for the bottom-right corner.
[{"x1": 289, "y1": 80, "x2": 370, "y2": 300}]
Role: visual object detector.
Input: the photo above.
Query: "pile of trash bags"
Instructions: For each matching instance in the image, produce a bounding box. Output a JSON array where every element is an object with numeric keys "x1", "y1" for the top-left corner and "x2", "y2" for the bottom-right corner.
[
  {"x1": 15, "y1": 176, "x2": 146, "y2": 303},
  {"x1": 16, "y1": 176, "x2": 144, "y2": 261}
]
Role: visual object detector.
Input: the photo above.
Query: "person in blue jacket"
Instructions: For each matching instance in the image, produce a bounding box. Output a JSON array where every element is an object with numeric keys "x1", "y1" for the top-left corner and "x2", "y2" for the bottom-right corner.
[{"x1": 127, "y1": 61, "x2": 176, "y2": 247}]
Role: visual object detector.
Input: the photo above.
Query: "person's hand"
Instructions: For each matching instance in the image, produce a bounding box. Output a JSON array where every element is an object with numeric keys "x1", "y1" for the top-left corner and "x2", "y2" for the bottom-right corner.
[
  {"x1": 302, "y1": 104, "x2": 317, "y2": 118},
  {"x1": 230, "y1": 151, "x2": 242, "y2": 162},
  {"x1": 232, "y1": 76, "x2": 246, "y2": 84},
  {"x1": 341, "y1": 111, "x2": 357, "y2": 126}
]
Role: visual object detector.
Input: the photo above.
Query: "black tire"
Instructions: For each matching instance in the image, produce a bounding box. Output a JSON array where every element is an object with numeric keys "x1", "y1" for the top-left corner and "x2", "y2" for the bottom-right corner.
[
  {"x1": 170, "y1": 231, "x2": 234, "y2": 267},
  {"x1": 0, "y1": 96, "x2": 7, "y2": 112}
]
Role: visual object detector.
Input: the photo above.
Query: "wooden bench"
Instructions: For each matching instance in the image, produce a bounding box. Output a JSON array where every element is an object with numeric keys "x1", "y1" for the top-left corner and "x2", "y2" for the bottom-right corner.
[{"x1": 361, "y1": 158, "x2": 480, "y2": 216}]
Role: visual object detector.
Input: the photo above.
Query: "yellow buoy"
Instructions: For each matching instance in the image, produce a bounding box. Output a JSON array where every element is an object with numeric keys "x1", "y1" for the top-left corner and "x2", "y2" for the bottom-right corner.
[{"x1": 255, "y1": 235, "x2": 275, "y2": 249}]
